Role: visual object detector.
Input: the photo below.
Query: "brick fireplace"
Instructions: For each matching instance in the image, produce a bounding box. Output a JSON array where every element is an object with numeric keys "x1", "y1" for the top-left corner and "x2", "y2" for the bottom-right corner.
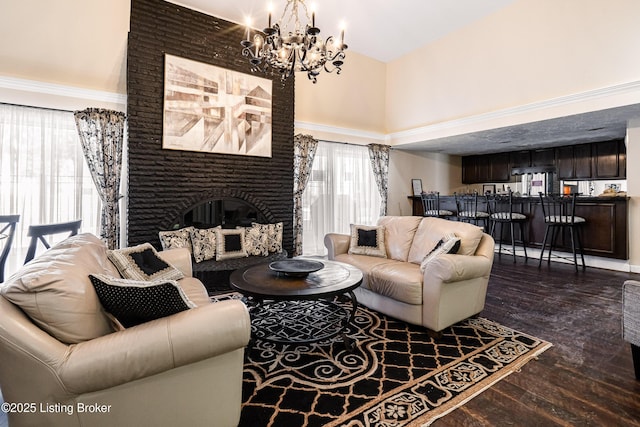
[{"x1": 126, "y1": 0, "x2": 294, "y2": 253}]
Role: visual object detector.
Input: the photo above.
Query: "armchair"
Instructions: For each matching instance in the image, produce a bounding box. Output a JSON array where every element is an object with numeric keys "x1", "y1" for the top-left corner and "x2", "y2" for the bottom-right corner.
[{"x1": 0, "y1": 233, "x2": 251, "y2": 427}]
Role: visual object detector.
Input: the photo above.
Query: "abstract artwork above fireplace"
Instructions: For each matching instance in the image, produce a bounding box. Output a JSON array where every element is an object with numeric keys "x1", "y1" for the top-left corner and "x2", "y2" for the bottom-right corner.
[{"x1": 162, "y1": 54, "x2": 272, "y2": 157}]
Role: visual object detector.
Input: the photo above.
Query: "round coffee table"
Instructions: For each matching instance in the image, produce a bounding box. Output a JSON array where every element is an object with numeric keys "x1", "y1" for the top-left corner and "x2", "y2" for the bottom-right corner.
[{"x1": 230, "y1": 259, "x2": 363, "y2": 347}]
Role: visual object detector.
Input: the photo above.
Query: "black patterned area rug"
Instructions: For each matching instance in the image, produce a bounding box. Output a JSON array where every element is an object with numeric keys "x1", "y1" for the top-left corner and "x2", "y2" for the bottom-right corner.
[{"x1": 212, "y1": 294, "x2": 552, "y2": 427}]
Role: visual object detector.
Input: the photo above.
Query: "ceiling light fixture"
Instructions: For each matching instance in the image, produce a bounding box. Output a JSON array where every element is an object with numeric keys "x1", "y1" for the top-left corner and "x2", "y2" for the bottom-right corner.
[{"x1": 241, "y1": 0, "x2": 347, "y2": 83}]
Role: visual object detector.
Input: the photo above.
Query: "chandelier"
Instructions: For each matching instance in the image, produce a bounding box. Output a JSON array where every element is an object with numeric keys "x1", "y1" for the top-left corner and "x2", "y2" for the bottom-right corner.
[{"x1": 241, "y1": 0, "x2": 347, "y2": 83}]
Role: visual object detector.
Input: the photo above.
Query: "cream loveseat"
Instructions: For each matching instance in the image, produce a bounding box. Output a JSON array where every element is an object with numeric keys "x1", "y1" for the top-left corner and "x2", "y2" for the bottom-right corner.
[
  {"x1": 325, "y1": 216, "x2": 495, "y2": 333},
  {"x1": 0, "y1": 233, "x2": 250, "y2": 427}
]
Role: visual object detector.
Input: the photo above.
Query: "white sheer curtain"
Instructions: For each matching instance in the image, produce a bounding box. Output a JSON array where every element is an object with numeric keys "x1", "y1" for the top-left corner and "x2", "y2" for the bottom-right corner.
[
  {"x1": 0, "y1": 103, "x2": 101, "y2": 274},
  {"x1": 301, "y1": 141, "x2": 381, "y2": 256}
]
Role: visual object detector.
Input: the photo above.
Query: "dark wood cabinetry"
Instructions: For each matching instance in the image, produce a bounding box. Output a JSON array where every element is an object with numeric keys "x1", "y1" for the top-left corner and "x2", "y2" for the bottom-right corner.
[
  {"x1": 556, "y1": 143, "x2": 592, "y2": 179},
  {"x1": 408, "y1": 195, "x2": 629, "y2": 260},
  {"x1": 509, "y1": 151, "x2": 531, "y2": 169},
  {"x1": 531, "y1": 148, "x2": 555, "y2": 167},
  {"x1": 462, "y1": 139, "x2": 625, "y2": 184},
  {"x1": 594, "y1": 140, "x2": 625, "y2": 178},
  {"x1": 462, "y1": 153, "x2": 511, "y2": 184}
]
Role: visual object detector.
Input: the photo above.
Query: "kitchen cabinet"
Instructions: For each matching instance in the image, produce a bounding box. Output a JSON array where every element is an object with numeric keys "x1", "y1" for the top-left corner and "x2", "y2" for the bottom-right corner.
[
  {"x1": 462, "y1": 139, "x2": 626, "y2": 184},
  {"x1": 461, "y1": 153, "x2": 511, "y2": 183},
  {"x1": 594, "y1": 139, "x2": 625, "y2": 179},
  {"x1": 556, "y1": 143, "x2": 592, "y2": 179},
  {"x1": 509, "y1": 151, "x2": 531, "y2": 169},
  {"x1": 531, "y1": 148, "x2": 555, "y2": 167}
]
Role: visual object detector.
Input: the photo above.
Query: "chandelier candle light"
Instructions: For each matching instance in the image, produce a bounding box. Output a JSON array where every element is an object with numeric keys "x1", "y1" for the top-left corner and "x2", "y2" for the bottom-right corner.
[{"x1": 241, "y1": 0, "x2": 347, "y2": 83}]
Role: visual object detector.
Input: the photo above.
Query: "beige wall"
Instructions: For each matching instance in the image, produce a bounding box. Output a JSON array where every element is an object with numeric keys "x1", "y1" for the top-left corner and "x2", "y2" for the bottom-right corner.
[
  {"x1": 295, "y1": 51, "x2": 386, "y2": 136},
  {"x1": 626, "y1": 121, "x2": 640, "y2": 272},
  {"x1": 387, "y1": 151, "x2": 462, "y2": 216},
  {"x1": 0, "y1": 0, "x2": 129, "y2": 94},
  {"x1": 385, "y1": 0, "x2": 640, "y2": 133}
]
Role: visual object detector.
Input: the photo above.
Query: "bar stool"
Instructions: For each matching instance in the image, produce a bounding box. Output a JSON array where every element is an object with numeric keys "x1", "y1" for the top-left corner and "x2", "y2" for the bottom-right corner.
[
  {"x1": 420, "y1": 191, "x2": 454, "y2": 218},
  {"x1": 486, "y1": 191, "x2": 528, "y2": 263},
  {"x1": 455, "y1": 191, "x2": 489, "y2": 229},
  {"x1": 538, "y1": 192, "x2": 586, "y2": 272}
]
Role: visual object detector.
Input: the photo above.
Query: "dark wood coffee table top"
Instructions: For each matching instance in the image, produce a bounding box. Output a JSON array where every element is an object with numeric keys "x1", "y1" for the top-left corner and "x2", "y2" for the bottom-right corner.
[{"x1": 229, "y1": 259, "x2": 363, "y2": 299}]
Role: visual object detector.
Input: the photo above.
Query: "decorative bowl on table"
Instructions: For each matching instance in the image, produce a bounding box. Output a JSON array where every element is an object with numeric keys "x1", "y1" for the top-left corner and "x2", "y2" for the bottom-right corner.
[{"x1": 269, "y1": 259, "x2": 324, "y2": 278}]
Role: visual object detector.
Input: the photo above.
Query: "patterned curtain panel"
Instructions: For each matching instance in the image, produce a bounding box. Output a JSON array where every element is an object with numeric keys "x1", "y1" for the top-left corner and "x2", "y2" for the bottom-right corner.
[
  {"x1": 368, "y1": 144, "x2": 391, "y2": 216},
  {"x1": 74, "y1": 108, "x2": 127, "y2": 249},
  {"x1": 293, "y1": 134, "x2": 318, "y2": 256}
]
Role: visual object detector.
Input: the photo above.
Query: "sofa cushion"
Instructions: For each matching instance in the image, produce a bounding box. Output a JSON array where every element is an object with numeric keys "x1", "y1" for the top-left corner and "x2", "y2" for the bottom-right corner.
[
  {"x1": 348, "y1": 224, "x2": 387, "y2": 258},
  {"x1": 376, "y1": 216, "x2": 422, "y2": 262},
  {"x1": 0, "y1": 233, "x2": 118, "y2": 344},
  {"x1": 408, "y1": 217, "x2": 484, "y2": 264},
  {"x1": 108, "y1": 243, "x2": 185, "y2": 282},
  {"x1": 367, "y1": 261, "x2": 424, "y2": 305},
  {"x1": 89, "y1": 274, "x2": 196, "y2": 328}
]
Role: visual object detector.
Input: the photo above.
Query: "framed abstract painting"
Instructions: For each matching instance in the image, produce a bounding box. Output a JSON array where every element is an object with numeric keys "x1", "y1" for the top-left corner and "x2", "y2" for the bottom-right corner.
[{"x1": 162, "y1": 54, "x2": 272, "y2": 157}]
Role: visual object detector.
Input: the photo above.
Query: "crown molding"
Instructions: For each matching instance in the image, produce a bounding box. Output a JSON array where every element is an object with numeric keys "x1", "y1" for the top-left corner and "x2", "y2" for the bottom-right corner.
[
  {"x1": 388, "y1": 80, "x2": 640, "y2": 145},
  {"x1": 294, "y1": 120, "x2": 387, "y2": 143},
  {"x1": 0, "y1": 76, "x2": 127, "y2": 105},
  {"x1": 296, "y1": 81, "x2": 640, "y2": 147}
]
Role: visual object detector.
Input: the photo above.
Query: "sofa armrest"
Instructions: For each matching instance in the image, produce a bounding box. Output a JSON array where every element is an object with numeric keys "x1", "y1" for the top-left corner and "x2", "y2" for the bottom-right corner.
[
  {"x1": 324, "y1": 233, "x2": 350, "y2": 259},
  {"x1": 159, "y1": 247, "x2": 193, "y2": 277},
  {"x1": 58, "y1": 300, "x2": 250, "y2": 394},
  {"x1": 423, "y1": 253, "x2": 492, "y2": 283}
]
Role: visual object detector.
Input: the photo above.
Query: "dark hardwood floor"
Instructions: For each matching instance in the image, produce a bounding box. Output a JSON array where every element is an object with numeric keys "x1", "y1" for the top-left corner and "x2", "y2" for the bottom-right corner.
[{"x1": 435, "y1": 256, "x2": 640, "y2": 426}]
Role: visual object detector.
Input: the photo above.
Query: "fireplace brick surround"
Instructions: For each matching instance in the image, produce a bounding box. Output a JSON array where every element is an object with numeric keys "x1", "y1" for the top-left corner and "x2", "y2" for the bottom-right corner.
[{"x1": 126, "y1": 0, "x2": 295, "y2": 254}]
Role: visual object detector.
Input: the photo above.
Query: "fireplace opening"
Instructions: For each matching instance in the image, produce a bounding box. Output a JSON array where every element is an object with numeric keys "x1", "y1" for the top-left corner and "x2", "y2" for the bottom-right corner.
[{"x1": 179, "y1": 197, "x2": 268, "y2": 229}]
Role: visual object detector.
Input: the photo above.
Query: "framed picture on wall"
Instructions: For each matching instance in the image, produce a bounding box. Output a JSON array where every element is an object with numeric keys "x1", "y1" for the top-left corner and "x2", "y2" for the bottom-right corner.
[
  {"x1": 412, "y1": 179, "x2": 423, "y2": 196},
  {"x1": 162, "y1": 54, "x2": 273, "y2": 157}
]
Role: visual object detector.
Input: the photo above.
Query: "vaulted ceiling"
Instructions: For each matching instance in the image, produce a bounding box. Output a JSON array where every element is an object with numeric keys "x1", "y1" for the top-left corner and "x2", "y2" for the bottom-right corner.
[{"x1": 169, "y1": 0, "x2": 639, "y2": 155}]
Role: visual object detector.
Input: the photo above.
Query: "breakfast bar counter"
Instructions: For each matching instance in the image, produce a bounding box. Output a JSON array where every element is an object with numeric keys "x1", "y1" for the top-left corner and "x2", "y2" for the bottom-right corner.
[{"x1": 408, "y1": 195, "x2": 629, "y2": 260}]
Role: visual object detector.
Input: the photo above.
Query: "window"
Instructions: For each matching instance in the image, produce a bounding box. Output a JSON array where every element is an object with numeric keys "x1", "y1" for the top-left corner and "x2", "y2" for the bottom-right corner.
[
  {"x1": 0, "y1": 103, "x2": 101, "y2": 273},
  {"x1": 301, "y1": 141, "x2": 381, "y2": 255}
]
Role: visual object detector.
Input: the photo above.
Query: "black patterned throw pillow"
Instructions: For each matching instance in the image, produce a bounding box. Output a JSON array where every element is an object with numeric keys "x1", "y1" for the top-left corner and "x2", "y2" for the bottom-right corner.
[
  {"x1": 253, "y1": 222, "x2": 283, "y2": 253},
  {"x1": 107, "y1": 243, "x2": 184, "y2": 282},
  {"x1": 190, "y1": 227, "x2": 218, "y2": 263},
  {"x1": 244, "y1": 224, "x2": 269, "y2": 256},
  {"x1": 89, "y1": 274, "x2": 195, "y2": 328},
  {"x1": 159, "y1": 226, "x2": 194, "y2": 253}
]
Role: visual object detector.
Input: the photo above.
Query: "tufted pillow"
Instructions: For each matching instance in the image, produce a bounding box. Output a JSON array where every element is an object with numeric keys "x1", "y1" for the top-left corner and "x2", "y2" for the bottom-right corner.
[
  {"x1": 244, "y1": 224, "x2": 269, "y2": 256},
  {"x1": 420, "y1": 233, "x2": 461, "y2": 272},
  {"x1": 108, "y1": 243, "x2": 184, "y2": 282},
  {"x1": 215, "y1": 228, "x2": 249, "y2": 260},
  {"x1": 348, "y1": 224, "x2": 387, "y2": 258},
  {"x1": 159, "y1": 226, "x2": 194, "y2": 253},
  {"x1": 190, "y1": 227, "x2": 218, "y2": 263},
  {"x1": 89, "y1": 274, "x2": 196, "y2": 328}
]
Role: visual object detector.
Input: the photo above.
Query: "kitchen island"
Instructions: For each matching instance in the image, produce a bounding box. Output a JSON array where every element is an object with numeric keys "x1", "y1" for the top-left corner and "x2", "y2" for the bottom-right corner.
[{"x1": 408, "y1": 194, "x2": 628, "y2": 259}]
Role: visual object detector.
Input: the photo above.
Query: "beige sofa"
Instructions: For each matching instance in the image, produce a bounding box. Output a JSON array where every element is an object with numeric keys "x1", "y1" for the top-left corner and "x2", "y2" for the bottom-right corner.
[
  {"x1": 325, "y1": 216, "x2": 495, "y2": 333},
  {"x1": 0, "y1": 233, "x2": 250, "y2": 427}
]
